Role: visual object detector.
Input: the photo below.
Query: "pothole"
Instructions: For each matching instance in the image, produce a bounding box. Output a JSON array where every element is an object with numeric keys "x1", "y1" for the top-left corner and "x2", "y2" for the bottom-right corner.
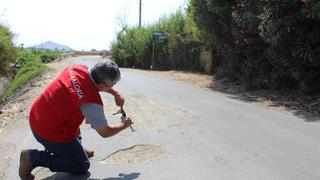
[{"x1": 101, "y1": 144, "x2": 170, "y2": 165}]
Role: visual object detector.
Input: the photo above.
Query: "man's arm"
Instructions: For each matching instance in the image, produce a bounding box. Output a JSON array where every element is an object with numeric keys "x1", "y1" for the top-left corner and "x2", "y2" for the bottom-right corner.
[
  {"x1": 104, "y1": 87, "x2": 124, "y2": 107},
  {"x1": 104, "y1": 87, "x2": 120, "y2": 96},
  {"x1": 95, "y1": 117, "x2": 133, "y2": 138},
  {"x1": 80, "y1": 103, "x2": 133, "y2": 138}
]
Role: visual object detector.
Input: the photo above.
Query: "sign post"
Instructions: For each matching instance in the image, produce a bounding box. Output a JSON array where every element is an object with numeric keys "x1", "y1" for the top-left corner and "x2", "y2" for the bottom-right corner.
[
  {"x1": 153, "y1": 31, "x2": 166, "y2": 43},
  {"x1": 152, "y1": 31, "x2": 166, "y2": 69}
]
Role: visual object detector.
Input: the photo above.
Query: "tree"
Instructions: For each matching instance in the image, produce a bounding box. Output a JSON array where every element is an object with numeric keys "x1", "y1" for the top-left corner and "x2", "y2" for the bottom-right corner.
[{"x1": 0, "y1": 25, "x2": 17, "y2": 76}]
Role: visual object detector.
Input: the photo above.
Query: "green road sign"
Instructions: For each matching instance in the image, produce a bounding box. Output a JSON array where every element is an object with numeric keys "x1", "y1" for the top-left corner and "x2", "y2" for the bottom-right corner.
[{"x1": 153, "y1": 31, "x2": 166, "y2": 43}]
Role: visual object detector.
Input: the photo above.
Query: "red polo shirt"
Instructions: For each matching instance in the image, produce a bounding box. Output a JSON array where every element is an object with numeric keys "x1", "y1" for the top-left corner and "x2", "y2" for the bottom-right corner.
[{"x1": 29, "y1": 64, "x2": 103, "y2": 143}]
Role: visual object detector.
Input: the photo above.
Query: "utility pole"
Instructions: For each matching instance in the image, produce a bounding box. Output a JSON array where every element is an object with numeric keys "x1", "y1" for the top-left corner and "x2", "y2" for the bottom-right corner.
[{"x1": 139, "y1": 0, "x2": 142, "y2": 27}]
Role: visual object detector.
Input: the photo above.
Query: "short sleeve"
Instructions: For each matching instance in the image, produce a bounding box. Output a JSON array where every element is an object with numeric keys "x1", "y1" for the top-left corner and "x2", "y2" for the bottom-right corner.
[{"x1": 80, "y1": 103, "x2": 108, "y2": 129}]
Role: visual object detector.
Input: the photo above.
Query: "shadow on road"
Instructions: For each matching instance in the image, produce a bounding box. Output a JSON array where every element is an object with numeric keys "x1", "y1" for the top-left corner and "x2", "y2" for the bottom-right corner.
[
  {"x1": 96, "y1": 172, "x2": 141, "y2": 180},
  {"x1": 211, "y1": 79, "x2": 320, "y2": 122},
  {"x1": 40, "y1": 172, "x2": 141, "y2": 180},
  {"x1": 40, "y1": 172, "x2": 91, "y2": 180}
]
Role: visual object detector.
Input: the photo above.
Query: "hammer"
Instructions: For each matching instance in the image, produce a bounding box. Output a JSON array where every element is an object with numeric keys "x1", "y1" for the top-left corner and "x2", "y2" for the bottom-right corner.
[{"x1": 113, "y1": 107, "x2": 134, "y2": 132}]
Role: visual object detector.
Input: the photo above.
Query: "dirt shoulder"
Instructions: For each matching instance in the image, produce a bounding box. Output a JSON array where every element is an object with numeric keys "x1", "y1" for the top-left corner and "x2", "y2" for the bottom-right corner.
[
  {"x1": 125, "y1": 68, "x2": 320, "y2": 121},
  {"x1": 211, "y1": 80, "x2": 320, "y2": 121},
  {"x1": 0, "y1": 59, "x2": 71, "y2": 130}
]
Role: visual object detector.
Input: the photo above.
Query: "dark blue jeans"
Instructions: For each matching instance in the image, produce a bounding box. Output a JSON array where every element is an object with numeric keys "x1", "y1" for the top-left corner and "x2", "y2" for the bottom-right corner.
[{"x1": 29, "y1": 130, "x2": 90, "y2": 174}]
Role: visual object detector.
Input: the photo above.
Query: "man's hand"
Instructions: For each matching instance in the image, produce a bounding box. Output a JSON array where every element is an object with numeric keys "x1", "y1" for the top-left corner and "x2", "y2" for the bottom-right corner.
[
  {"x1": 121, "y1": 116, "x2": 133, "y2": 128},
  {"x1": 114, "y1": 94, "x2": 124, "y2": 107},
  {"x1": 96, "y1": 117, "x2": 134, "y2": 138}
]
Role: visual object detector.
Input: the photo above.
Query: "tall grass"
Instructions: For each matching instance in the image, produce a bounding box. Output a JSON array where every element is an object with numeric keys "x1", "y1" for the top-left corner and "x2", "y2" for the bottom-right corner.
[
  {"x1": 111, "y1": 9, "x2": 202, "y2": 71},
  {"x1": 1, "y1": 57, "x2": 46, "y2": 99}
]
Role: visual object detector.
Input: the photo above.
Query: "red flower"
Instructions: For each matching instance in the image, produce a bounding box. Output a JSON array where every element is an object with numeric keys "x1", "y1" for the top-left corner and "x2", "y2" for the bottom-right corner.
[{"x1": 235, "y1": 38, "x2": 240, "y2": 45}]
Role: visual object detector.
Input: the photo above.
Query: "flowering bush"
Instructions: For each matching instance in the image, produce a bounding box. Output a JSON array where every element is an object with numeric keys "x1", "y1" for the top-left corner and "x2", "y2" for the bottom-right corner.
[{"x1": 189, "y1": 0, "x2": 320, "y2": 92}]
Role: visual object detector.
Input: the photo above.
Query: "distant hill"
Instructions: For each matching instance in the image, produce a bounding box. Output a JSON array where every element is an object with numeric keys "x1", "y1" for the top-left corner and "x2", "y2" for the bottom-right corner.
[{"x1": 29, "y1": 41, "x2": 73, "y2": 51}]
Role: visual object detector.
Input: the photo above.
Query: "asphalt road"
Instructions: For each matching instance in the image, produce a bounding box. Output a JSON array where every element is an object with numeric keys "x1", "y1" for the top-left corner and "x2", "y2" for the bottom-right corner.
[{"x1": 6, "y1": 56, "x2": 320, "y2": 179}]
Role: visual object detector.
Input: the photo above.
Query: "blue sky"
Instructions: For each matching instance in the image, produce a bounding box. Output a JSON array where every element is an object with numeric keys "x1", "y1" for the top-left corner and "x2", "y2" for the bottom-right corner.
[{"x1": 0, "y1": 0, "x2": 186, "y2": 50}]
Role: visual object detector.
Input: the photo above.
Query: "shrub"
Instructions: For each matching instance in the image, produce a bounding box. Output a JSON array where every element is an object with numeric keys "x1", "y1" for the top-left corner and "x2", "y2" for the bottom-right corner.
[
  {"x1": 0, "y1": 25, "x2": 17, "y2": 76},
  {"x1": 111, "y1": 9, "x2": 202, "y2": 72},
  {"x1": 189, "y1": 0, "x2": 320, "y2": 92},
  {"x1": 1, "y1": 57, "x2": 46, "y2": 99}
]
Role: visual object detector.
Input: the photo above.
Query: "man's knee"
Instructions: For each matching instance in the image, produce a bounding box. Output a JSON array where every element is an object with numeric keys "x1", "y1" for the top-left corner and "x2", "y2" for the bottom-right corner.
[{"x1": 77, "y1": 161, "x2": 90, "y2": 174}]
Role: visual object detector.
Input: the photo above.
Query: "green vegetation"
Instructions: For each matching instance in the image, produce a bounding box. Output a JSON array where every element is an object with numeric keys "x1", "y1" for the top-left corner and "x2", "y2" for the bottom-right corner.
[
  {"x1": 189, "y1": 0, "x2": 320, "y2": 93},
  {"x1": 112, "y1": 0, "x2": 320, "y2": 93},
  {"x1": 17, "y1": 48, "x2": 61, "y2": 65},
  {"x1": 0, "y1": 24, "x2": 61, "y2": 100},
  {"x1": 0, "y1": 49, "x2": 61, "y2": 99},
  {"x1": 0, "y1": 25, "x2": 17, "y2": 76},
  {"x1": 1, "y1": 57, "x2": 46, "y2": 99},
  {"x1": 111, "y1": 9, "x2": 202, "y2": 71},
  {"x1": 38, "y1": 50, "x2": 60, "y2": 63}
]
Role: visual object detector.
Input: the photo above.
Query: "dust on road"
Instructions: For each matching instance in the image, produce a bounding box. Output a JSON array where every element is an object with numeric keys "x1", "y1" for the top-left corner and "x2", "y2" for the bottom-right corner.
[
  {"x1": 117, "y1": 94, "x2": 194, "y2": 130},
  {"x1": 101, "y1": 144, "x2": 170, "y2": 165}
]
